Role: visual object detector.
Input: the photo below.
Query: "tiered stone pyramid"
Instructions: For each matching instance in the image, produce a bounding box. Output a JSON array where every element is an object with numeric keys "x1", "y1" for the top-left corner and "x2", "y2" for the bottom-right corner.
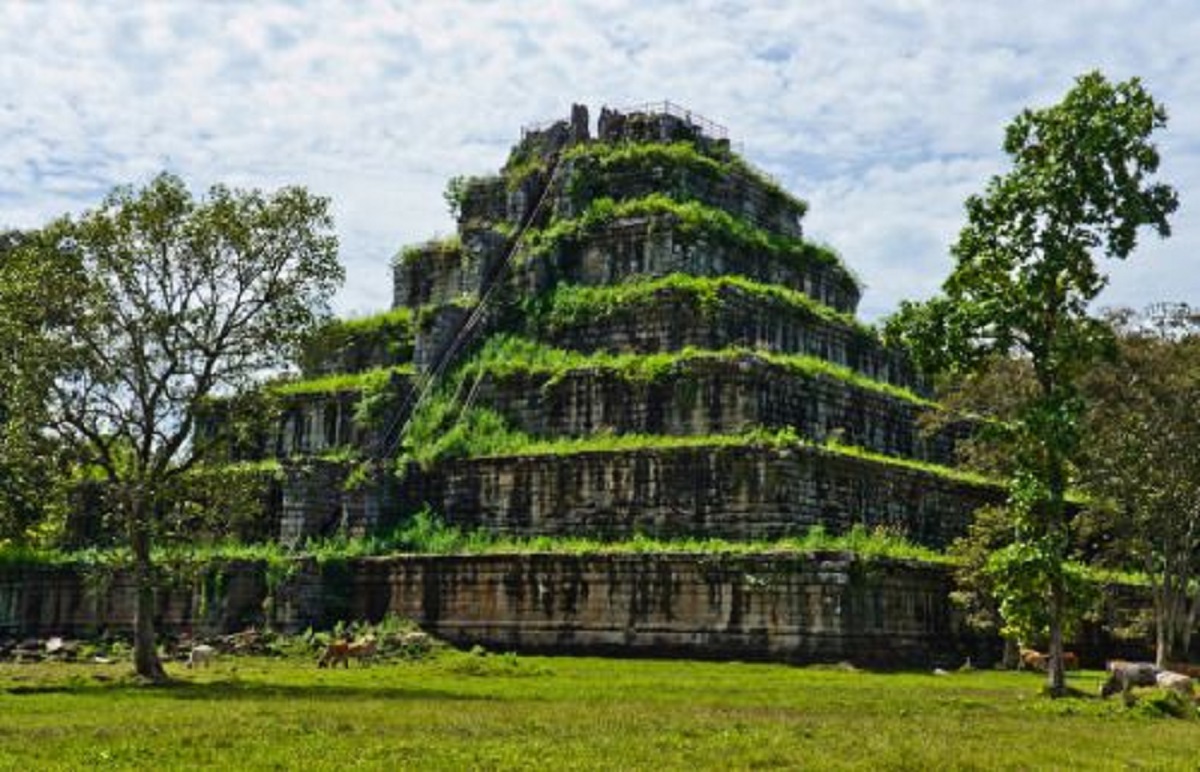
[{"x1": 265, "y1": 103, "x2": 1000, "y2": 549}]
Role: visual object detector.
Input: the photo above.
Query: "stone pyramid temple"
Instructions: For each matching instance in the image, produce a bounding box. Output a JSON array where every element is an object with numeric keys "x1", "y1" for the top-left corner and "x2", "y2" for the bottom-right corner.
[
  {"x1": 182, "y1": 102, "x2": 1010, "y2": 664},
  {"x1": 13, "y1": 103, "x2": 1047, "y2": 665},
  {"x1": 268, "y1": 102, "x2": 999, "y2": 552}
]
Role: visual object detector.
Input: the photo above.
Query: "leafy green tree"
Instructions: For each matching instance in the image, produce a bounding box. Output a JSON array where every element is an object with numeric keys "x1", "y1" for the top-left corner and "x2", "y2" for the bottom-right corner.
[
  {"x1": 1079, "y1": 305, "x2": 1200, "y2": 667},
  {"x1": 0, "y1": 230, "x2": 83, "y2": 545},
  {"x1": 886, "y1": 72, "x2": 1177, "y2": 694},
  {"x1": 19, "y1": 173, "x2": 342, "y2": 680}
]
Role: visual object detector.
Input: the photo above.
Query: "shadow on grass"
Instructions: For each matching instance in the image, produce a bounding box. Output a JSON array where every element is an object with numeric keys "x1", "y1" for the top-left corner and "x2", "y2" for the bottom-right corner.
[{"x1": 4, "y1": 677, "x2": 496, "y2": 703}]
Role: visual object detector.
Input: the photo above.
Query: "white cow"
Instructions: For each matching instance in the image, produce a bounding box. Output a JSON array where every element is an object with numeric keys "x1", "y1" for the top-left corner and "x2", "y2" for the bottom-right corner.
[{"x1": 187, "y1": 644, "x2": 216, "y2": 669}]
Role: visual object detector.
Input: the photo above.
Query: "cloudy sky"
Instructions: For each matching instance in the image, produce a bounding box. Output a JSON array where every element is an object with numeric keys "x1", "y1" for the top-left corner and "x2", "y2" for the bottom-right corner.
[{"x1": 4, "y1": 1, "x2": 1198, "y2": 322}]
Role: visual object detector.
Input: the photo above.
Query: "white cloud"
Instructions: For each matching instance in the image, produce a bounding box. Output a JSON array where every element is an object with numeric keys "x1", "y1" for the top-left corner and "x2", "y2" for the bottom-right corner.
[{"x1": 2, "y1": 1, "x2": 1198, "y2": 322}]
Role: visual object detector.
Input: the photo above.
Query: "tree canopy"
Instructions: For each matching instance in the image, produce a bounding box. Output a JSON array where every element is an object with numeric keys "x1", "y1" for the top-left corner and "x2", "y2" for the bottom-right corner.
[
  {"x1": 886, "y1": 71, "x2": 1177, "y2": 694},
  {"x1": 3, "y1": 173, "x2": 342, "y2": 679},
  {"x1": 1079, "y1": 305, "x2": 1200, "y2": 666}
]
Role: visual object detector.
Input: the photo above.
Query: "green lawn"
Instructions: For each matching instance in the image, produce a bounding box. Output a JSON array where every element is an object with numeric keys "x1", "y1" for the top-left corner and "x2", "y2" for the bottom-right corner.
[{"x1": 1, "y1": 653, "x2": 1196, "y2": 770}]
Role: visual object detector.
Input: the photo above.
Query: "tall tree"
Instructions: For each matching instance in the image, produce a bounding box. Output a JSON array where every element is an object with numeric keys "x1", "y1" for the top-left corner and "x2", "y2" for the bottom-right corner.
[
  {"x1": 1079, "y1": 305, "x2": 1200, "y2": 667},
  {"x1": 21, "y1": 173, "x2": 342, "y2": 680},
  {"x1": 886, "y1": 72, "x2": 1177, "y2": 694}
]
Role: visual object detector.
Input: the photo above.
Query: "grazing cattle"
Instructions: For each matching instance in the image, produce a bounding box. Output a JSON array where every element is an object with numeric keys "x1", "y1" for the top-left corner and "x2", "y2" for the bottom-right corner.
[
  {"x1": 318, "y1": 640, "x2": 352, "y2": 669},
  {"x1": 318, "y1": 637, "x2": 376, "y2": 668},
  {"x1": 347, "y1": 637, "x2": 377, "y2": 665},
  {"x1": 1100, "y1": 661, "x2": 1159, "y2": 698},
  {"x1": 1155, "y1": 671, "x2": 1195, "y2": 699},
  {"x1": 1019, "y1": 648, "x2": 1078, "y2": 672},
  {"x1": 187, "y1": 644, "x2": 216, "y2": 669},
  {"x1": 1019, "y1": 648, "x2": 1047, "y2": 672},
  {"x1": 1166, "y1": 661, "x2": 1200, "y2": 679}
]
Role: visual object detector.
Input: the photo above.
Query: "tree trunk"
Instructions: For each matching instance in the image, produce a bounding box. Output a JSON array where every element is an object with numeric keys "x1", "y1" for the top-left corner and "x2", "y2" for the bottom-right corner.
[
  {"x1": 1181, "y1": 586, "x2": 1199, "y2": 658},
  {"x1": 129, "y1": 496, "x2": 167, "y2": 682},
  {"x1": 1153, "y1": 579, "x2": 1168, "y2": 669},
  {"x1": 1002, "y1": 637, "x2": 1020, "y2": 670},
  {"x1": 1047, "y1": 578, "x2": 1066, "y2": 695},
  {"x1": 1045, "y1": 451, "x2": 1067, "y2": 697}
]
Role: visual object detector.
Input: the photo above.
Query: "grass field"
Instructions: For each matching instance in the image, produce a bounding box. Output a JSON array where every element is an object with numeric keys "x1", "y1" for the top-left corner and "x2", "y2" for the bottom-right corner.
[{"x1": 1, "y1": 652, "x2": 1197, "y2": 770}]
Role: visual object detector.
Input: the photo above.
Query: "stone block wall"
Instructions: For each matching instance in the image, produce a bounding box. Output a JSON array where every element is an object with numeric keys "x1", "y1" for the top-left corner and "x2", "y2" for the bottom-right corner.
[
  {"x1": 422, "y1": 444, "x2": 1002, "y2": 548},
  {"x1": 393, "y1": 241, "x2": 481, "y2": 309},
  {"x1": 355, "y1": 552, "x2": 968, "y2": 665},
  {"x1": 475, "y1": 358, "x2": 961, "y2": 464},
  {"x1": 553, "y1": 156, "x2": 805, "y2": 240},
  {"x1": 277, "y1": 461, "x2": 416, "y2": 546},
  {"x1": 277, "y1": 393, "x2": 361, "y2": 456},
  {"x1": 413, "y1": 303, "x2": 474, "y2": 373},
  {"x1": 2, "y1": 553, "x2": 1162, "y2": 667},
  {"x1": 0, "y1": 554, "x2": 975, "y2": 666},
  {"x1": 536, "y1": 283, "x2": 919, "y2": 390},
  {"x1": 298, "y1": 314, "x2": 415, "y2": 378},
  {"x1": 275, "y1": 373, "x2": 414, "y2": 457},
  {"x1": 525, "y1": 217, "x2": 859, "y2": 315},
  {"x1": 279, "y1": 460, "x2": 347, "y2": 546},
  {"x1": 0, "y1": 561, "x2": 268, "y2": 639}
]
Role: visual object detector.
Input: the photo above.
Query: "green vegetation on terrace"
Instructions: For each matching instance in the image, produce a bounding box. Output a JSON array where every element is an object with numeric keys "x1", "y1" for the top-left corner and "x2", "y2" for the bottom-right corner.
[
  {"x1": 463, "y1": 335, "x2": 930, "y2": 406},
  {"x1": 560, "y1": 139, "x2": 807, "y2": 217},
  {"x1": 395, "y1": 334, "x2": 938, "y2": 470},
  {"x1": 271, "y1": 364, "x2": 414, "y2": 397},
  {"x1": 0, "y1": 520, "x2": 947, "y2": 571},
  {"x1": 520, "y1": 194, "x2": 860, "y2": 292},
  {"x1": 299, "y1": 307, "x2": 414, "y2": 376},
  {"x1": 3, "y1": 656, "x2": 1196, "y2": 769},
  {"x1": 317, "y1": 307, "x2": 412, "y2": 338},
  {"x1": 398, "y1": 360, "x2": 989, "y2": 487},
  {"x1": 528, "y1": 272, "x2": 874, "y2": 340},
  {"x1": 479, "y1": 428, "x2": 996, "y2": 487},
  {"x1": 392, "y1": 234, "x2": 462, "y2": 267},
  {"x1": 0, "y1": 507, "x2": 1143, "y2": 602}
]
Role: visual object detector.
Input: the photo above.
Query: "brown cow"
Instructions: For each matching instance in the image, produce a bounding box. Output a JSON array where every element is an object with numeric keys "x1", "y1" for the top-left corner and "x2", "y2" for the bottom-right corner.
[
  {"x1": 318, "y1": 639, "x2": 352, "y2": 669},
  {"x1": 318, "y1": 637, "x2": 377, "y2": 668},
  {"x1": 348, "y1": 637, "x2": 377, "y2": 665},
  {"x1": 1019, "y1": 648, "x2": 1047, "y2": 672},
  {"x1": 1019, "y1": 648, "x2": 1078, "y2": 672}
]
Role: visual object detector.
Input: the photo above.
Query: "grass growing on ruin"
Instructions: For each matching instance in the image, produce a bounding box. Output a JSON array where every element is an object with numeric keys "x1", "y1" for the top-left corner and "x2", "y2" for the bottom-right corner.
[
  {"x1": 463, "y1": 335, "x2": 932, "y2": 406},
  {"x1": 559, "y1": 139, "x2": 806, "y2": 217},
  {"x1": 299, "y1": 307, "x2": 414, "y2": 374},
  {"x1": 2, "y1": 655, "x2": 1196, "y2": 770},
  {"x1": 271, "y1": 364, "x2": 414, "y2": 396},
  {"x1": 529, "y1": 272, "x2": 874, "y2": 339},
  {"x1": 520, "y1": 194, "x2": 858, "y2": 291}
]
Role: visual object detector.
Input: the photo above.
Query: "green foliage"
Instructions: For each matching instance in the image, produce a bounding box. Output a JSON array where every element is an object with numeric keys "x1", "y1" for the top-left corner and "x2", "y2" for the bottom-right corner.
[
  {"x1": 0, "y1": 230, "x2": 83, "y2": 546},
  {"x1": 559, "y1": 140, "x2": 806, "y2": 218},
  {"x1": 464, "y1": 335, "x2": 929, "y2": 405},
  {"x1": 529, "y1": 273, "x2": 871, "y2": 339},
  {"x1": 9, "y1": 172, "x2": 343, "y2": 679},
  {"x1": 298, "y1": 307, "x2": 414, "y2": 376},
  {"x1": 1134, "y1": 689, "x2": 1198, "y2": 720},
  {"x1": 883, "y1": 72, "x2": 1177, "y2": 692},
  {"x1": 271, "y1": 364, "x2": 413, "y2": 397},
  {"x1": 164, "y1": 462, "x2": 284, "y2": 544},
  {"x1": 393, "y1": 235, "x2": 462, "y2": 267},
  {"x1": 1077, "y1": 305, "x2": 1200, "y2": 664},
  {"x1": 443, "y1": 175, "x2": 468, "y2": 220},
  {"x1": 502, "y1": 156, "x2": 549, "y2": 191},
  {"x1": 985, "y1": 538, "x2": 1099, "y2": 644},
  {"x1": 520, "y1": 194, "x2": 856, "y2": 291}
]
